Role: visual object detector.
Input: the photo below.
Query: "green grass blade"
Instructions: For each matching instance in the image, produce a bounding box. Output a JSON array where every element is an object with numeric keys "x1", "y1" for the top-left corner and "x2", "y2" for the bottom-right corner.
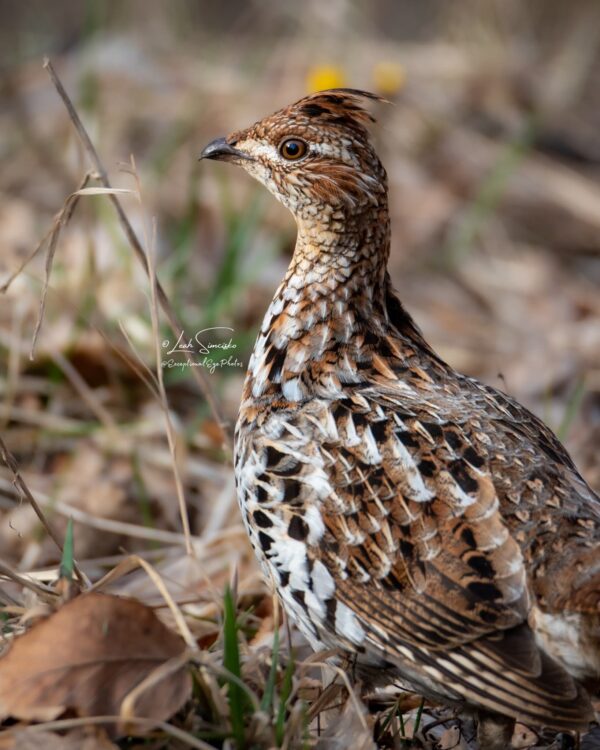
[
  {"x1": 413, "y1": 696, "x2": 425, "y2": 736},
  {"x1": 398, "y1": 706, "x2": 406, "y2": 738},
  {"x1": 223, "y1": 586, "x2": 246, "y2": 749},
  {"x1": 275, "y1": 650, "x2": 295, "y2": 746},
  {"x1": 377, "y1": 698, "x2": 399, "y2": 742},
  {"x1": 59, "y1": 518, "x2": 74, "y2": 582}
]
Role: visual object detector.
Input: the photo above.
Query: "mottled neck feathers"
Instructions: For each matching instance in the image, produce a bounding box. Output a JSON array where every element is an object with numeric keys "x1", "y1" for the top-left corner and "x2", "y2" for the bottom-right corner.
[{"x1": 245, "y1": 204, "x2": 443, "y2": 405}]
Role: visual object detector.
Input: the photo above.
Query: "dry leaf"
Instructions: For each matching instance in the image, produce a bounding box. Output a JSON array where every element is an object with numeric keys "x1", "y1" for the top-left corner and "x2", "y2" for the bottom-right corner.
[{"x1": 0, "y1": 593, "x2": 191, "y2": 733}]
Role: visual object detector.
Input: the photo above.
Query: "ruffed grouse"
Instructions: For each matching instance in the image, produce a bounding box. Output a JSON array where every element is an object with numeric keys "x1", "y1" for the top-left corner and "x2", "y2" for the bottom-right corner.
[{"x1": 201, "y1": 89, "x2": 600, "y2": 749}]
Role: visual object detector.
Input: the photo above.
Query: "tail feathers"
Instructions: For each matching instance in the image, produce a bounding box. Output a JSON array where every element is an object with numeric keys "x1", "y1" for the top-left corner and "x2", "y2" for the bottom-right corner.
[{"x1": 396, "y1": 624, "x2": 594, "y2": 731}]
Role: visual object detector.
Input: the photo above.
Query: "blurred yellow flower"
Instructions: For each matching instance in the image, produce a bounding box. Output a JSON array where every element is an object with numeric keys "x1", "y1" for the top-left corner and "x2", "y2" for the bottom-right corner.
[
  {"x1": 373, "y1": 61, "x2": 406, "y2": 96},
  {"x1": 306, "y1": 65, "x2": 346, "y2": 92}
]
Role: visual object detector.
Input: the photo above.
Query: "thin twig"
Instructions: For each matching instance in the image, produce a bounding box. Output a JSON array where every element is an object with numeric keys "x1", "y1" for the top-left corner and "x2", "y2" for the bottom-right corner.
[
  {"x1": 42, "y1": 57, "x2": 232, "y2": 451},
  {"x1": 0, "y1": 436, "x2": 87, "y2": 587},
  {"x1": 0, "y1": 559, "x2": 58, "y2": 602}
]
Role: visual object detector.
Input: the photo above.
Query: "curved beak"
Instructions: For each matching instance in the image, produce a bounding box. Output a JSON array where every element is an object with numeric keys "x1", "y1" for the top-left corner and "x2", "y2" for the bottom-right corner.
[{"x1": 199, "y1": 137, "x2": 253, "y2": 162}]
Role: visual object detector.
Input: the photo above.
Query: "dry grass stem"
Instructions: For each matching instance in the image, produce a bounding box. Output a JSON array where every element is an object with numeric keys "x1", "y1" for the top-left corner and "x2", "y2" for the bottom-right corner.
[
  {"x1": 42, "y1": 57, "x2": 232, "y2": 450},
  {"x1": 307, "y1": 660, "x2": 369, "y2": 730},
  {"x1": 29, "y1": 172, "x2": 94, "y2": 359},
  {"x1": 0, "y1": 559, "x2": 58, "y2": 602},
  {"x1": 50, "y1": 351, "x2": 118, "y2": 432},
  {"x1": 130, "y1": 158, "x2": 193, "y2": 555},
  {"x1": 116, "y1": 319, "x2": 161, "y2": 399},
  {"x1": 0, "y1": 225, "x2": 53, "y2": 294},
  {"x1": 0, "y1": 715, "x2": 217, "y2": 750},
  {"x1": 191, "y1": 652, "x2": 262, "y2": 714},
  {"x1": 96, "y1": 554, "x2": 198, "y2": 649}
]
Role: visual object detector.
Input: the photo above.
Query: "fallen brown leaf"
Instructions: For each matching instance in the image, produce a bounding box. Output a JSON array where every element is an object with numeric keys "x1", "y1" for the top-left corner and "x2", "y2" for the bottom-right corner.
[{"x1": 0, "y1": 593, "x2": 191, "y2": 733}]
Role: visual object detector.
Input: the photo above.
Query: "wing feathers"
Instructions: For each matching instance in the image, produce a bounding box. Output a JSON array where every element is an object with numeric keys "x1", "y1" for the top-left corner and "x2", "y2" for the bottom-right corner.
[{"x1": 398, "y1": 626, "x2": 593, "y2": 730}]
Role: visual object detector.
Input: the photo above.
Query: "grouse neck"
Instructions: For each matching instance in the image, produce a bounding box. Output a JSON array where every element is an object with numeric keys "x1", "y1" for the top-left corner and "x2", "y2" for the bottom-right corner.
[
  {"x1": 244, "y1": 201, "x2": 401, "y2": 403},
  {"x1": 284, "y1": 200, "x2": 391, "y2": 311}
]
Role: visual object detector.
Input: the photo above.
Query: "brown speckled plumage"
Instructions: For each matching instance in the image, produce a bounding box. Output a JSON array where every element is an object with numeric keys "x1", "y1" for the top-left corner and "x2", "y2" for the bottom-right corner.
[{"x1": 201, "y1": 90, "x2": 600, "y2": 745}]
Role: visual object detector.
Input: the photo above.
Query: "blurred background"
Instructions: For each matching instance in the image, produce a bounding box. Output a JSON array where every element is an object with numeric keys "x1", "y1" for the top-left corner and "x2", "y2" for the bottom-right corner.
[{"x1": 0, "y1": 0, "x2": 599, "y2": 579}]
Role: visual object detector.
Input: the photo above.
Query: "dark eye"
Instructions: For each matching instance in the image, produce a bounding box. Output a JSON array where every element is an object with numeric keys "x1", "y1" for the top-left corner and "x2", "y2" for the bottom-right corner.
[{"x1": 279, "y1": 138, "x2": 307, "y2": 161}]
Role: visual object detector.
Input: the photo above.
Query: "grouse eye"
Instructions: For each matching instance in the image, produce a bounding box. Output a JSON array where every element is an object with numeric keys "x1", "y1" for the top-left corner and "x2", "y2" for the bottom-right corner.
[{"x1": 279, "y1": 138, "x2": 307, "y2": 161}]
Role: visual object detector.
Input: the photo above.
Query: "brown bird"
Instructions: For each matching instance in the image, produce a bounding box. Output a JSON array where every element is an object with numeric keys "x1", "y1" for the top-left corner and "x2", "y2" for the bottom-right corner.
[{"x1": 200, "y1": 89, "x2": 600, "y2": 749}]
